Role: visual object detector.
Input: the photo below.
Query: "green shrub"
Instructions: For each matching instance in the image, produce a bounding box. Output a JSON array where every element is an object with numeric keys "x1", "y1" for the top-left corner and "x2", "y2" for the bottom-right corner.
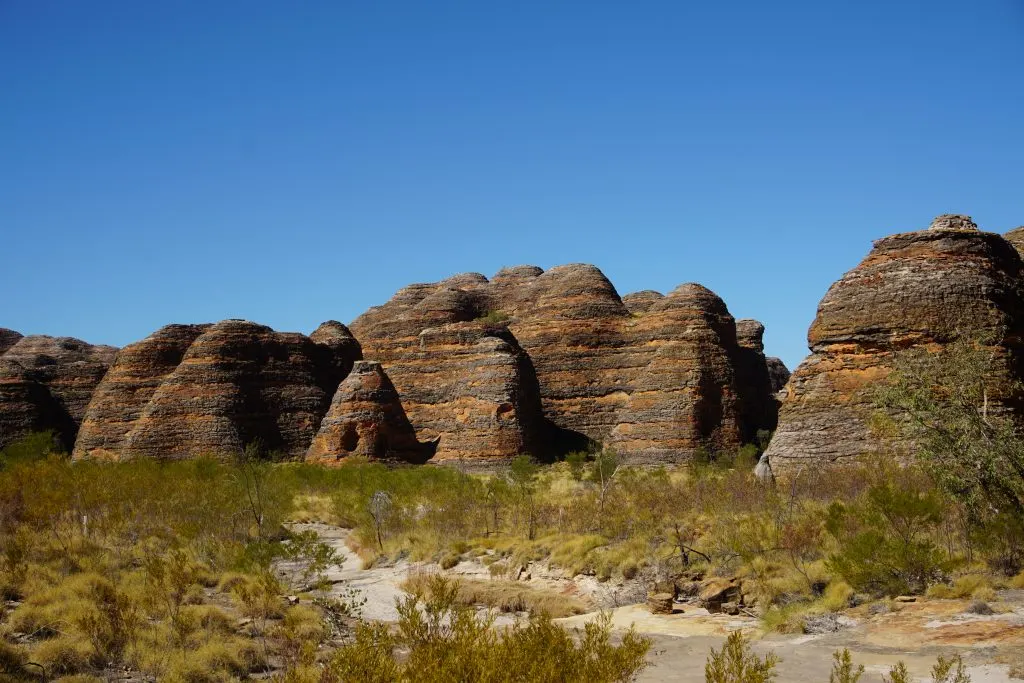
[
  {"x1": 829, "y1": 649, "x2": 864, "y2": 683},
  {"x1": 476, "y1": 310, "x2": 510, "y2": 325},
  {"x1": 704, "y1": 630, "x2": 779, "y2": 683},
  {"x1": 323, "y1": 575, "x2": 648, "y2": 683},
  {"x1": 825, "y1": 482, "x2": 952, "y2": 595}
]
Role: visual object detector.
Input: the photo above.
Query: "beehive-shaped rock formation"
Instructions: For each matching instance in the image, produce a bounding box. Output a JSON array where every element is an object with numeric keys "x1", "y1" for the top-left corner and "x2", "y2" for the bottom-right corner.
[
  {"x1": 766, "y1": 215, "x2": 1024, "y2": 470},
  {"x1": 73, "y1": 320, "x2": 361, "y2": 461},
  {"x1": 0, "y1": 333, "x2": 117, "y2": 450},
  {"x1": 307, "y1": 361, "x2": 434, "y2": 464},
  {"x1": 352, "y1": 265, "x2": 784, "y2": 463}
]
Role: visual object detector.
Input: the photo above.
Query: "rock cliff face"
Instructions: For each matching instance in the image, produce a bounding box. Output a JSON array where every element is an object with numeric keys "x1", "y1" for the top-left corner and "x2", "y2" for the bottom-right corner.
[
  {"x1": 766, "y1": 215, "x2": 1024, "y2": 470},
  {"x1": 307, "y1": 361, "x2": 435, "y2": 465},
  {"x1": 0, "y1": 334, "x2": 118, "y2": 450},
  {"x1": 1004, "y1": 226, "x2": 1024, "y2": 256},
  {"x1": 765, "y1": 358, "x2": 791, "y2": 394},
  {"x1": 347, "y1": 287, "x2": 553, "y2": 464},
  {"x1": 73, "y1": 320, "x2": 361, "y2": 461},
  {"x1": 733, "y1": 319, "x2": 783, "y2": 438},
  {"x1": 352, "y1": 265, "x2": 782, "y2": 463}
]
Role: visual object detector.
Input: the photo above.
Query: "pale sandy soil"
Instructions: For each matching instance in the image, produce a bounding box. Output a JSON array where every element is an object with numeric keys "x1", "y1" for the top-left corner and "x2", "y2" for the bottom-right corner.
[{"x1": 300, "y1": 523, "x2": 1024, "y2": 682}]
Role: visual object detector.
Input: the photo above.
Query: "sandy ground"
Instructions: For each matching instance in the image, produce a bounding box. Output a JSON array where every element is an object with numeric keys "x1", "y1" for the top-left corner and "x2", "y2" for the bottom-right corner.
[{"x1": 299, "y1": 523, "x2": 1024, "y2": 682}]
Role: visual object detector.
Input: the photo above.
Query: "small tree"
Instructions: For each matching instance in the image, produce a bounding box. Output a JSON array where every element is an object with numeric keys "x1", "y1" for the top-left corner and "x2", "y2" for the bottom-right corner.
[
  {"x1": 368, "y1": 490, "x2": 393, "y2": 551},
  {"x1": 508, "y1": 456, "x2": 539, "y2": 540},
  {"x1": 589, "y1": 449, "x2": 619, "y2": 535},
  {"x1": 873, "y1": 338, "x2": 1024, "y2": 571}
]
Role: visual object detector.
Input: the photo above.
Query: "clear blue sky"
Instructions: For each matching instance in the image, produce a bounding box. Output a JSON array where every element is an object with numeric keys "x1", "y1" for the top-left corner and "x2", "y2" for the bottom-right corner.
[{"x1": 1, "y1": 1, "x2": 1022, "y2": 370}]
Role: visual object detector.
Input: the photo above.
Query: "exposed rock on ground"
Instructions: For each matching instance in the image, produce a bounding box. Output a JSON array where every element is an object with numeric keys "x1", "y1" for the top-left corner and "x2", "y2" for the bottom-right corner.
[
  {"x1": 0, "y1": 333, "x2": 117, "y2": 450},
  {"x1": 352, "y1": 265, "x2": 783, "y2": 463},
  {"x1": 73, "y1": 320, "x2": 361, "y2": 461},
  {"x1": 766, "y1": 215, "x2": 1024, "y2": 470},
  {"x1": 307, "y1": 361, "x2": 435, "y2": 465}
]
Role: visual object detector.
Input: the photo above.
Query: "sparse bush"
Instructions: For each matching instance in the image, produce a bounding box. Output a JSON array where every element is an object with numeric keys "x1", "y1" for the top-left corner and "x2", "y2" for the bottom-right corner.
[
  {"x1": 32, "y1": 636, "x2": 92, "y2": 677},
  {"x1": 704, "y1": 630, "x2": 779, "y2": 683},
  {"x1": 829, "y1": 649, "x2": 864, "y2": 683},
  {"x1": 476, "y1": 310, "x2": 510, "y2": 325},
  {"x1": 323, "y1": 575, "x2": 648, "y2": 682}
]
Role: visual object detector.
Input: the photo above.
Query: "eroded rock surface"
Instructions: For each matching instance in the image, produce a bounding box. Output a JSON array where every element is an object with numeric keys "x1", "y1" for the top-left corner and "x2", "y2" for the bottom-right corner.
[
  {"x1": 348, "y1": 286, "x2": 552, "y2": 464},
  {"x1": 766, "y1": 215, "x2": 1024, "y2": 470},
  {"x1": 0, "y1": 329, "x2": 23, "y2": 356},
  {"x1": 307, "y1": 361, "x2": 434, "y2": 464},
  {"x1": 73, "y1": 320, "x2": 361, "y2": 461},
  {"x1": 765, "y1": 358, "x2": 791, "y2": 394},
  {"x1": 733, "y1": 319, "x2": 783, "y2": 438},
  {"x1": 0, "y1": 334, "x2": 117, "y2": 450},
  {"x1": 352, "y1": 265, "x2": 782, "y2": 463}
]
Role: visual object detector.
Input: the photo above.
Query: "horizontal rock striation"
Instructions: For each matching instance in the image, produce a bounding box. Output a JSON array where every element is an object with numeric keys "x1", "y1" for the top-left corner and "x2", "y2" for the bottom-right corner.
[
  {"x1": 766, "y1": 215, "x2": 1024, "y2": 470},
  {"x1": 348, "y1": 285, "x2": 553, "y2": 464},
  {"x1": 307, "y1": 361, "x2": 435, "y2": 465},
  {"x1": 352, "y1": 265, "x2": 783, "y2": 463},
  {"x1": 0, "y1": 334, "x2": 117, "y2": 450},
  {"x1": 73, "y1": 320, "x2": 361, "y2": 461}
]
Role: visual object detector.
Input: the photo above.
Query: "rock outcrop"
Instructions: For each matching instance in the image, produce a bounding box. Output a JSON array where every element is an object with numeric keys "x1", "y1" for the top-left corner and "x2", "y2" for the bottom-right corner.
[
  {"x1": 766, "y1": 215, "x2": 1024, "y2": 470},
  {"x1": 73, "y1": 320, "x2": 361, "y2": 461},
  {"x1": 733, "y1": 319, "x2": 783, "y2": 438},
  {"x1": 307, "y1": 361, "x2": 435, "y2": 464},
  {"x1": 352, "y1": 265, "x2": 783, "y2": 463},
  {"x1": 0, "y1": 334, "x2": 117, "y2": 450},
  {"x1": 1004, "y1": 226, "x2": 1024, "y2": 256},
  {"x1": 348, "y1": 285, "x2": 553, "y2": 464},
  {"x1": 765, "y1": 358, "x2": 791, "y2": 394},
  {"x1": 0, "y1": 329, "x2": 23, "y2": 356}
]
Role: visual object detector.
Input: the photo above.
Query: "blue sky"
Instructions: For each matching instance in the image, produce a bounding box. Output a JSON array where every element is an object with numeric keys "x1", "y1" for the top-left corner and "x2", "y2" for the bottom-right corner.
[{"x1": 1, "y1": 1, "x2": 1021, "y2": 370}]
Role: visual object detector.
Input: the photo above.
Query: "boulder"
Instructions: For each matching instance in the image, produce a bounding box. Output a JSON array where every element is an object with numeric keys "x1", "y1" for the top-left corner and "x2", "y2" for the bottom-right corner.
[
  {"x1": 646, "y1": 592, "x2": 675, "y2": 615},
  {"x1": 0, "y1": 334, "x2": 117, "y2": 450},
  {"x1": 306, "y1": 361, "x2": 434, "y2": 464},
  {"x1": 766, "y1": 215, "x2": 1024, "y2": 471},
  {"x1": 698, "y1": 577, "x2": 742, "y2": 612},
  {"x1": 73, "y1": 320, "x2": 361, "y2": 461}
]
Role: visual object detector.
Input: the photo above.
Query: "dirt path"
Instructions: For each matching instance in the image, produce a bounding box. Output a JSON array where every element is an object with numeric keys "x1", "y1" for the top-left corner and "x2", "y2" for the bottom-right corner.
[{"x1": 297, "y1": 522, "x2": 411, "y2": 622}]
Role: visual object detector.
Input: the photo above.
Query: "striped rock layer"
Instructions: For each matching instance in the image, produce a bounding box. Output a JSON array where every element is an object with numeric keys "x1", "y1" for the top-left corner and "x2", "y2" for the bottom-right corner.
[
  {"x1": 766, "y1": 215, "x2": 1024, "y2": 471},
  {"x1": 72, "y1": 320, "x2": 361, "y2": 461},
  {"x1": 0, "y1": 332, "x2": 118, "y2": 450},
  {"x1": 306, "y1": 360, "x2": 435, "y2": 465},
  {"x1": 351, "y1": 264, "x2": 783, "y2": 464}
]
